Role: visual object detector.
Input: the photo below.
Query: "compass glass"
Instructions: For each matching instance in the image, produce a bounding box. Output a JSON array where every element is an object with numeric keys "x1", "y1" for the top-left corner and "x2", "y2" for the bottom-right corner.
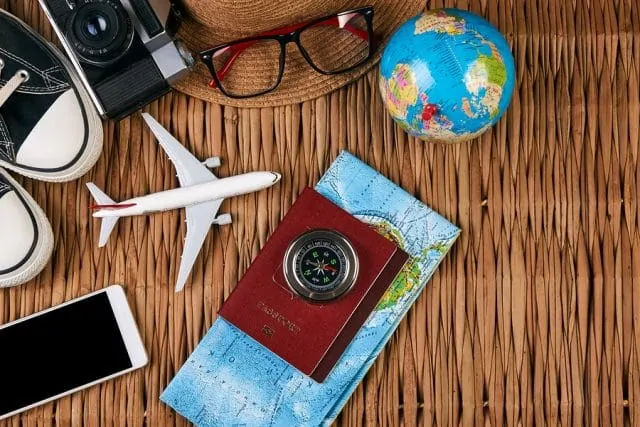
[
  {"x1": 296, "y1": 239, "x2": 347, "y2": 292},
  {"x1": 284, "y1": 229, "x2": 359, "y2": 301}
]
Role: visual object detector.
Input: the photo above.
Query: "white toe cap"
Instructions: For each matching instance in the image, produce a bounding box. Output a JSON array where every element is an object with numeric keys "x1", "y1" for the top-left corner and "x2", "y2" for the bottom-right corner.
[
  {"x1": 15, "y1": 89, "x2": 85, "y2": 169},
  {"x1": 0, "y1": 191, "x2": 35, "y2": 270}
]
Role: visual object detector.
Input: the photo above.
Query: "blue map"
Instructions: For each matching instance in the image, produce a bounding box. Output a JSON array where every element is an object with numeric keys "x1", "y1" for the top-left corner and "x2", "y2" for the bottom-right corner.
[{"x1": 161, "y1": 151, "x2": 461, "y2": 426}]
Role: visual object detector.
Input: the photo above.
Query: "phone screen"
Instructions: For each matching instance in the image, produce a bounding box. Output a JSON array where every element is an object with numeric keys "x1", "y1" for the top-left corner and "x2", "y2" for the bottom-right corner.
[{"x1": 0, "y1": 292, "x2": 133, "y2": 418}]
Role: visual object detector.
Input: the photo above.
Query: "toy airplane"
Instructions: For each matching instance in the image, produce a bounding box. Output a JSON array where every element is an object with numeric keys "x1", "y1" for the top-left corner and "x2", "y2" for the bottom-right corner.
[{"x1": 87, "y1": 113, "x2": 282, "y2": 292}]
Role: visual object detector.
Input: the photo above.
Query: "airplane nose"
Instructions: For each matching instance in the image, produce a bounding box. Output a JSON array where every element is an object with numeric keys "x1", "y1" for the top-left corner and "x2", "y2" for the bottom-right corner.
[{"x1": 271, "y1": 172, "x2": 282, "y2": 183}]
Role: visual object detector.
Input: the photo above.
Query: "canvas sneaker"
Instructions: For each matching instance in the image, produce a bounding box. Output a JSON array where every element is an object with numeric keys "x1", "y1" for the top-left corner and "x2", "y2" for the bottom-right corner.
[
  {"x1": 0, "y1": 8, "x2": 102, "y2": 182},
  {"x1": 0, "y1": 168, "x2": 53, "y2": 288}
]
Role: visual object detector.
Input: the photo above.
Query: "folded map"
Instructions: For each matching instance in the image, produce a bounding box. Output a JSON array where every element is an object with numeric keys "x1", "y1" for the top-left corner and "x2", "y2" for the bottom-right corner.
[{"x1": 160, "y1": 151, "x2": 461, "y2": 426}]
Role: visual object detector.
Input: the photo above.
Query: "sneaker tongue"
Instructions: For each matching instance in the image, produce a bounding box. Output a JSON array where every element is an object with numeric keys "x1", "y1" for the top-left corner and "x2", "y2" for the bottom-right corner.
[{"x1": 0, "y1": 12, "x2": 69, "y2": 93}]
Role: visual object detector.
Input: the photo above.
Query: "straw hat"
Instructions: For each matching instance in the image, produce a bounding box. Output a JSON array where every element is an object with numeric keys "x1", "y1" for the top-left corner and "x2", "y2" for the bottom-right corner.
[{"x1": 174, "y1": 0, "x2": 425, "y2": 107}]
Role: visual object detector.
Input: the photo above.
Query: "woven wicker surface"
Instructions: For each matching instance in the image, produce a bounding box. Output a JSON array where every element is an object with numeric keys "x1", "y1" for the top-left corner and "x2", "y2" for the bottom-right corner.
[{"x1": 1, "y1": 0, "x2": 639, "y2": 425}]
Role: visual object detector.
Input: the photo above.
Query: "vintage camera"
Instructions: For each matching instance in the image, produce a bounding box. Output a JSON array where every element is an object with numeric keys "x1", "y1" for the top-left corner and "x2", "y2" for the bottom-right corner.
[{"x1": 38, "y1": 0, "x2": 194, "y2": 120}]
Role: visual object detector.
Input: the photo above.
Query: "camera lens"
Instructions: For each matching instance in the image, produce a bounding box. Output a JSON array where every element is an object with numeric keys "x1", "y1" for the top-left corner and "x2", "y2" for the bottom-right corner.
[
  {"x1": 67, "y1": 0, "x2": 134, "y2": 66},
  {"x1": 83, "y1": 14, "x2": 109, "y2": 39}
]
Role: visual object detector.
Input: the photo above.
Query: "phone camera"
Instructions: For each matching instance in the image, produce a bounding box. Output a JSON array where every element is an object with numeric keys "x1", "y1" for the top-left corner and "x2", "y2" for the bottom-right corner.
[{"x1": 67, "y1": 0, "x2": 134, "y2": 65}]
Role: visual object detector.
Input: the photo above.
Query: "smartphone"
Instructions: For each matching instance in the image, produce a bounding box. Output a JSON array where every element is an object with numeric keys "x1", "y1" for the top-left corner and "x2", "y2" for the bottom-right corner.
[{"x1": 0, "y1": 285, "x2": 148, "y2": 420}]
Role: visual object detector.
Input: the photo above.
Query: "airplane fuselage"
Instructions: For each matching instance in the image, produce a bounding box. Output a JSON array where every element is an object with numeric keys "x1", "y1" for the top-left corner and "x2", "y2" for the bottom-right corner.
[{"x1": 93, "y1": 171, "x2": 280, "y2": 218}]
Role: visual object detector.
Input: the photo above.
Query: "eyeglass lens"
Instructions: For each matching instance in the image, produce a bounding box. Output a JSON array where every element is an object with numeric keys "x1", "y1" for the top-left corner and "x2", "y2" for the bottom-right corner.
[
  {"x1": 299, "y1": 12, "x2": 370, "y2": 73},
  {"x1": 212, "y1": 39, "x2": 283, "y2": 97}
]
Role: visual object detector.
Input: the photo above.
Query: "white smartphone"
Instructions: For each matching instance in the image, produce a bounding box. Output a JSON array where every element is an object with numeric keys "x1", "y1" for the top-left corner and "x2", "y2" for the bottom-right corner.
[{"x1": 0, "y1": 285, "x2": 148, "y2": 420}]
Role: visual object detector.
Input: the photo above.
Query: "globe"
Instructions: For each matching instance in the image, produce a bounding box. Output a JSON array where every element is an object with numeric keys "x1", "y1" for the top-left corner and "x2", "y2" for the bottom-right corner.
[{"x1": 379, "y1": 9, "x2": 516, "y2": 143}]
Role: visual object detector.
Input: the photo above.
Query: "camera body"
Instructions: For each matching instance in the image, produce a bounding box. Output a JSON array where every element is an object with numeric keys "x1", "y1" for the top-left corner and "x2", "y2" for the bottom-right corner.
[{"x1": 38, "y1": 0, "x2": 193, "y2": 120}]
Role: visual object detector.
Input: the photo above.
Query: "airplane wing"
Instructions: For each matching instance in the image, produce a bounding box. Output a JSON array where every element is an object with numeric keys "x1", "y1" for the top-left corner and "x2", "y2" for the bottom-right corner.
[
  {"x1": 174, "y1": 199, "x2": 225, "y2": 292},
  {"x1": 141, "y1": 112, "x2": 216, "y2": 187}
]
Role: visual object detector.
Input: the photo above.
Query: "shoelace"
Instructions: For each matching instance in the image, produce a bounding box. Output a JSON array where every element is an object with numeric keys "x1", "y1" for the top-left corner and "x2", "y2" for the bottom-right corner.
[{"x1": 0, "y1": 58, "x2": 29, "y2": 108}]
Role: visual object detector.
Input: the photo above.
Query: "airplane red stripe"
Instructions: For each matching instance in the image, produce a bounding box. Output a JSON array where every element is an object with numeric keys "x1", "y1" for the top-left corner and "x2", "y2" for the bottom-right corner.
[{"x1": 90, "y1": 203, "x2": 137, "y2": 211}]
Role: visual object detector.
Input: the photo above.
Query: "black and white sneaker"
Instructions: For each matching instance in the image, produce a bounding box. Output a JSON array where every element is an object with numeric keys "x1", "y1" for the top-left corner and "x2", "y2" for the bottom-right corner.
[
  {"x1": 0, "y1": 168, "x2": 53, "y2": 288},
  {"x1": 0, "y1": 8, "x2": 102, "y2": 182}
]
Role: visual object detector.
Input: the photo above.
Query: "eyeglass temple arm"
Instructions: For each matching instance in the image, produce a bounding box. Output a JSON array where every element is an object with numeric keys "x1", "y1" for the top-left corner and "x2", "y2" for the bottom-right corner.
[{"x1": 208, "y1": 16, "x2": 369, "y2": 88}]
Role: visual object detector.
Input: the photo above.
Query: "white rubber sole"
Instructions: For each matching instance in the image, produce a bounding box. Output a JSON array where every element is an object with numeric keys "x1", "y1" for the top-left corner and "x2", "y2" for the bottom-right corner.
[
  {"x1": 0, "y1": 9, "x2": 103, "y2": 183},
  {"x1": 0, "y1": 169, "x2": 54, "y2": 288}
]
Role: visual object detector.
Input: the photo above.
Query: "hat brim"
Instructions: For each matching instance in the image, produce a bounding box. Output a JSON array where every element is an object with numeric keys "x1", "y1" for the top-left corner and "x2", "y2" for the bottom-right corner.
[{"x1": 172, "y1": 2, "x2": 425, "y2": 107}]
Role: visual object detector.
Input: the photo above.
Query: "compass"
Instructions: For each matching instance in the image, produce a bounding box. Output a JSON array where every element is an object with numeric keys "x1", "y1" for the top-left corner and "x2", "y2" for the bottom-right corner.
[{"x1": 283, "y1": 229, "x2": 359, "y2": 301}]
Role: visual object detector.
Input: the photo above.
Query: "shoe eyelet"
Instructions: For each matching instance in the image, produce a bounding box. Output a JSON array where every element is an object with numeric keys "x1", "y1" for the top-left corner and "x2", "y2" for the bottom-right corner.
[{"x1": 18, "y1": 70, "x2": 29, "y2": 82}]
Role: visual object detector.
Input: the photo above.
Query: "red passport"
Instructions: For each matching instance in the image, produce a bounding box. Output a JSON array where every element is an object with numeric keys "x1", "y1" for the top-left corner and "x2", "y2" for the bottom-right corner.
[{"x1": 219, "y1": 188, "x2": 409, "y2": 382}]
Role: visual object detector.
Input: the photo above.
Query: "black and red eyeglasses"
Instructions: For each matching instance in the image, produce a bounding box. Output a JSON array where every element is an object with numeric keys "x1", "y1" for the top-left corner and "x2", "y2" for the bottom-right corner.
[{"x1": 199, "y1": 6, "x2": 375, "y2": 98}]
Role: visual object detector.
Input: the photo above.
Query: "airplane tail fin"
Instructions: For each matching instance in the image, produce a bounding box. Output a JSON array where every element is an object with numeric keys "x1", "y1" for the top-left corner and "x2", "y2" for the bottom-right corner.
[{"x1": 86, "y1": 183, "x2": 119, "y2": 247}]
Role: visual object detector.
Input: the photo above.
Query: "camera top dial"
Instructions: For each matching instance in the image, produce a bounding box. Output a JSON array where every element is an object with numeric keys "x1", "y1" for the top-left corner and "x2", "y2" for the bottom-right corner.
[
  {"x1": 67, "y1": 0, "x2": 134, "y2": 65},
  {"x1": 283, "y1": 229, "x2": 359, "y2": 302}
]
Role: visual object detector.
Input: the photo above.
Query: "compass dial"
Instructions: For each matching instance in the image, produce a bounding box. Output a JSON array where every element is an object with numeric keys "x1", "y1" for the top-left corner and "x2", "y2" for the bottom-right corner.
[
  {"x1": 297, "y1": 240, "x2": 346, "y2": 290},
  {"x1": 283, "y1": 229, "x2": 359, "y2": 301}
]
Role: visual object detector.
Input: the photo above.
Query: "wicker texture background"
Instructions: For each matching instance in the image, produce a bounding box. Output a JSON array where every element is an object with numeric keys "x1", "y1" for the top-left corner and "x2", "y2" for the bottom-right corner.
[{"x1": 1, "y1": 0, "x2": 639, "y2": 425}]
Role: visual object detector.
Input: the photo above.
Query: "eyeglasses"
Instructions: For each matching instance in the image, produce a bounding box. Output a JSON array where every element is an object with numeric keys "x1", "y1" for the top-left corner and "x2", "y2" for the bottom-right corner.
[{"x1": 199, "y1": 6, "x2": 375, "y2": 98}]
